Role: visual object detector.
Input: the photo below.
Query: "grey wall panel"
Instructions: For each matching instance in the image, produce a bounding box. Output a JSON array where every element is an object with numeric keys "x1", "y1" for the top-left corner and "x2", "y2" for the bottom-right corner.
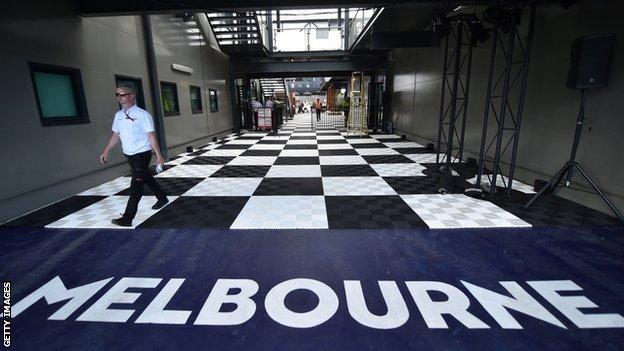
[
  {"x1": 0, "y1": 8, "x2": 234, "y2": 222},
  {"x1": 388, "y1": 0, "x2": 624, "y2": 215}
]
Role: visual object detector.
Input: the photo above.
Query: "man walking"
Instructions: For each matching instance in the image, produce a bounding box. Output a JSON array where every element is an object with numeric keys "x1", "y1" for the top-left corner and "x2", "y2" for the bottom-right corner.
[
  {"x1": 100, "y1": 84, "x2": 169, "y2": 227},
  {"x1": 315, "y1": 98, "x2": 322, "y2": 122}
]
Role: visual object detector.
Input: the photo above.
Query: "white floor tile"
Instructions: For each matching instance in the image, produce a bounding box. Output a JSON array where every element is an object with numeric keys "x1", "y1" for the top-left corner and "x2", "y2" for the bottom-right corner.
[
  {"x1": 79, "y1": 177, "x2": 131, "y2": 196},
  {"x1": 369, "y1": 163, "x2": 427, "y2": 177},
  {"x1": 155, "y1": 165, "x2": 222, "y2": 178},
  {"x1": 400, "y1": 194, "x2": 531, "y2": 229},
  {"x1": 265, "y1": 165, "x2": 322, "y2": 178},
  {"x1": 287, "y1": 139, "x2": 317, "y2": 145},
  {"x1": 183, "y1": 178, "x2": 262, "y2": 196},
  {"x1": 318, "y1": 144, "x2": 354, "y2": 150},
  {"x1": 249, "y1": 144, "x2": 286, "y2": 150},
  {"x1": 355, "y1": 148, "x2": 401, "y2": 156},
  {"x1": 279, "y1": 149, "x2": 319, "y2": 157},
  {"x1": 227, "y1": 156, "x2": 277, "y2": 166},
  {"x1": 383, "y1": 142, "x2": 425, "y2": 148},
  {"x1": 46, "y1": 196, "x2": 176, "y2": 229},
  {"x1": 319, "y1": 155, "x2": 367, "y2": 165},
  {"x1": 323, "y1": 177, "x2": 397, "y2": 196},
  {"x1": 200, "y1": 149, "x2": 246, "y2": 157},
  {"x1": 231, "y1": 196, "x2": 328, "y2": 229}
]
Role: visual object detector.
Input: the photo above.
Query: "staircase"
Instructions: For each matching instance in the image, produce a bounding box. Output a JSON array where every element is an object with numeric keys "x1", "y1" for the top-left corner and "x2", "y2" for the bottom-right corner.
[
  {"x1": 206, "y1": 12, "x2": 265, "y2": 56},
  {"x1": 259, "y1": 78, "x2": 287, "y2": 103}
]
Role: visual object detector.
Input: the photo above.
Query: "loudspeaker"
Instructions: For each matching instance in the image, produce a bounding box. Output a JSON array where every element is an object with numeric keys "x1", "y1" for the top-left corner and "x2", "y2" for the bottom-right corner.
[{"x1": 566, "y1": 34, "x2": 615, "y2": 89}]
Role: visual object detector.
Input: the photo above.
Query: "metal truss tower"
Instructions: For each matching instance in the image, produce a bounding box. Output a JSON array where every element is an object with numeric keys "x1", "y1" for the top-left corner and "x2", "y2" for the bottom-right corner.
[
  {"x1": 436, "y1": 15, "x2": 475, "y2": 177},
  {"x1": 476, "y1": 3, "x2": 536, "y2": 196}
]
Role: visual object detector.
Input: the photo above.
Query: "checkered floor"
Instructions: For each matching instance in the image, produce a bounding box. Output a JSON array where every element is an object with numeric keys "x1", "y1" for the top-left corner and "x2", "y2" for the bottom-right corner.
[{"x1": 4, "y1": 114, "x2": 621, "y2": 230}]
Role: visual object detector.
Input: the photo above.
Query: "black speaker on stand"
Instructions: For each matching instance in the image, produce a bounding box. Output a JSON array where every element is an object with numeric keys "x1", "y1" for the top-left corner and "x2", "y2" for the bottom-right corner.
[{"x1": 525, "y1": 34, "x2": 623, "y2": 222}]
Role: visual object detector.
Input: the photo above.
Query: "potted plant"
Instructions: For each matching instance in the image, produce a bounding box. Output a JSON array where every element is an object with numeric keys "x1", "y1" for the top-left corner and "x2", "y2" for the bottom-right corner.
[{"x1": 338, "y1": 97, "x2": 350, "y2": 125}]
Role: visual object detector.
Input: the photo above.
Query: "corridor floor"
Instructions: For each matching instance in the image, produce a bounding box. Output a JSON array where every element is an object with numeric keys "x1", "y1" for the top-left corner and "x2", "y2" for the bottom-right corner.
[{"x1": 3, "y1": 114, "x2": 620, "y2": 230}]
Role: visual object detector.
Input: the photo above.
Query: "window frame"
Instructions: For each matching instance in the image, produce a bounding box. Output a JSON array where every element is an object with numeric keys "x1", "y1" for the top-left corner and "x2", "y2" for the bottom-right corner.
[
  {"x1": 29, "y1": 61, "x2": 90, "y2": 126},
  {"x1": 189, "y1": 85, "x2": 203, "y2": 114},
  {"x1": 114, "y1": 74, "x2": 146, "y2": 109},
  {"x1": 209, "y1": 89, "x2": 219, "y2": 113},
  {"x1": 160, "y1": 81, "x2": 180, "y2": 116}
]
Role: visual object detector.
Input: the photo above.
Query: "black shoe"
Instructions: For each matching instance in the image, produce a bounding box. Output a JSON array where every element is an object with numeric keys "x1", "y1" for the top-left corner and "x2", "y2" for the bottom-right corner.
[
  {"x1": 151, "y1": 198, "x2": 169, "y2": 210},
  {"x1": 111, "y1": 217, "x2": 132, "y2": 227}
]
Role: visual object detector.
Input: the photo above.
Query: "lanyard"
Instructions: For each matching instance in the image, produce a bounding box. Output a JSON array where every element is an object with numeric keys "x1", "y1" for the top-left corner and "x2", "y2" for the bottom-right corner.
[{"x1": 123, "y1": 109, "x2": 136, "y2": 122}]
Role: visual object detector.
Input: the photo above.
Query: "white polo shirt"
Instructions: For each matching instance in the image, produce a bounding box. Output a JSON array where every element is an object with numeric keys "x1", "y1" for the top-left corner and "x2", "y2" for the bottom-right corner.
[{"x1": 111, "y1": 105, "x2": 155, "y2": 156}]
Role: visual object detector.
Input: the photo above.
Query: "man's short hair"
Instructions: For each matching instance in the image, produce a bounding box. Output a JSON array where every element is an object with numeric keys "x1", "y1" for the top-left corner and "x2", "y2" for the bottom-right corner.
[{"x1": 116, "y1": 83, "x2": 136, "y2": 95}]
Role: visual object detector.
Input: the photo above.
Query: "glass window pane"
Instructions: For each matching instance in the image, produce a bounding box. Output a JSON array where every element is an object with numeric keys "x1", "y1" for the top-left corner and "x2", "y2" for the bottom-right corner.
[
  {"x1": 190, "y1": 86, "x2": 202, "y2": 113},
  {"x1": 34, "y1": 72, "x2": 77, "y2": 118},
  {"x1": 209, "y1": 89, "x2": 218, "y2": 112},
  {"x1": 161, "y1": 82, "x2": 179, "y2": 116}
]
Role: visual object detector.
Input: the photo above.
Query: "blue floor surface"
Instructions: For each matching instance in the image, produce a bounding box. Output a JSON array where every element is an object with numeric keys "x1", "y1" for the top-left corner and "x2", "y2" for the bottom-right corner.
[{"x1": 1, "y1": 225, "x2": 623, "y2": 350}]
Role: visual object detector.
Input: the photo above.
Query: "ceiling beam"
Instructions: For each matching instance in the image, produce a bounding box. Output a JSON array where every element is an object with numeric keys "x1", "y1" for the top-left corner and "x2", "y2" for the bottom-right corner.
[{"x1": 77, "y1": 0, "x2": 391, "y2": 17}]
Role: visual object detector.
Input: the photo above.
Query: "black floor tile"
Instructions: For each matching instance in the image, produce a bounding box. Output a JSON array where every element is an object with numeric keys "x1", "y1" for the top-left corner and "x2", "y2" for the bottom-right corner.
[
  {"x1": 253, "y1": 178, "x2": 324, "y2": 196},
  {"x1": 394, "y1": 147, "x2": 431, "y2": 154},
  {"x1": 256, "y1": 140, "x2": 288, "y2": 144},
  {"x1": 274, "y1": 157, "x2": 320, "y2": 165},
  {"x1": 321, "y1": 165, "x2": 378, "y2": 177},
  {"x1": 283, "y1": 144, "x2": 318, "y2": 150},
  {"x1": 188, "y1": 149, "x2": 207, "y2": 156},
  {"x1": 290, "y1": 136, "x2": 317, "y2": 140},
  {"x1": 383, "y1": 176, "x2": 465, "y2": 194},
  {"x1": 325, "y1": 196, "x2": 427, "y2": 229},
  {"x1": 237, "y1": 135, "x2": 264, "y2": 139},
  {"x1": 319, "y1": 149, "x2": 359, "y2": 156},
  {"x1": 241, "y1": 149, "x2": 282, "y2": 156},
  {"x1": 216, "y1": 144, "x2": 251, "y2": 149},
  {"x1": 318, "y1": 139, "x2": 348, "y2": 144},
  {"x1": 351, "y1": 144, "x2": 388, "y2": 149},
  {"x1": 137, "y1": 196, "x2": 250, "y2": 229},
  {"x1": 362, "y1": 155, "x2": 415, "y2": 164},
  {"x1": 182, "y1": 156, "x2": 235, "y2": 165},
  {"x1": 344, "y1": 135, "x2": 374, "y2": 139},
  {"x1": 1, "y1": 196, "x2": 106, "y2": 228},
  {"x1": 369, "y1": 137, "x2": 404, "y2": 142},
  {"x1": 116, "y1": 178, "x2": 204, "y2": 196},
  {"x1": 210, "y1": 165, "x2": 271, "y2": 177}
]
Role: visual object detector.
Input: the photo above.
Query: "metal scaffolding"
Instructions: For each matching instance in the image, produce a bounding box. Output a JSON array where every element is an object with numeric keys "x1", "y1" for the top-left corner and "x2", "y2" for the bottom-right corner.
[
  {"x1": 476, "y1": 3, "x2": 536, "y2": 196},
  {"x1": 435, "y1": 15, "x2": 475, "y2": 185}
]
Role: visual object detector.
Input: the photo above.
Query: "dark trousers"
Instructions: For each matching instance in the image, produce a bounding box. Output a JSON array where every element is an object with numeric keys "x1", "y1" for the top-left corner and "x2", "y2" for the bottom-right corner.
[
  {"x1": 123, "y1": 150, "x2": 166, "y2": 220},
  {"x1": 316, "y1": 109, "x2": 321, "y2": 121}
]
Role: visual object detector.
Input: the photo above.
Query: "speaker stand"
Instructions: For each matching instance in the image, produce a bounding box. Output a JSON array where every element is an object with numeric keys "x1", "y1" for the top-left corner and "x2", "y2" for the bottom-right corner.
[{"x1": 525, "y1": 89, "x2": 624, "y2": 222}]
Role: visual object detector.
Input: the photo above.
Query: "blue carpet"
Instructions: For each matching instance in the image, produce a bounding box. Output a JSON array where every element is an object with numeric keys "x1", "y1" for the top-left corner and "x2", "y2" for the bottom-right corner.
[{"x1": 1, "y1": 225, "x2": 623, "y2": 350}]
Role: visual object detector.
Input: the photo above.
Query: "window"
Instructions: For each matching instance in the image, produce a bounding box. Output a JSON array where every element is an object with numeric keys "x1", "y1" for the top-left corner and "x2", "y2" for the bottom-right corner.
[
  {"x1": 160, "y1": 82, "x2": 179, "y2": 116},
  {"x1": 209, "y1": 89, "x2": 218, "y2": 112},
  {"x1": 189, "y1": 85, "x2": 203, "y2": 114},
  {"x1": 115, "y1": 75, "x2": 145, "y2": 109},
  {"x1": 29, "y1": 62, "x2": 89, "y2": 126}
]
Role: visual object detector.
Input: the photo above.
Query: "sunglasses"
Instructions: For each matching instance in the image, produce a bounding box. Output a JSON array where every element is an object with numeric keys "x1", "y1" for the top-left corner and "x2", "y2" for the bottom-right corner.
[{"x1": 115, "y1": 93, "x2": 133, "y2": 97}]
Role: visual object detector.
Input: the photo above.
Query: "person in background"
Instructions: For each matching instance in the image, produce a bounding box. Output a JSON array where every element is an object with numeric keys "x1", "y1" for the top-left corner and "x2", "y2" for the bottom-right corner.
[
  {"x1": 100, "y1": 84, "x2": 169, "y2": 227},
  {"x1": 265, "y1": 97, "x2": 274, "y2": 110},
  {"x1": 315, "y1": 98, "x2": 322, "y2": 122},
  {"x1": 252, "y1": 98, "x2": 263, "y2": 112}
]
